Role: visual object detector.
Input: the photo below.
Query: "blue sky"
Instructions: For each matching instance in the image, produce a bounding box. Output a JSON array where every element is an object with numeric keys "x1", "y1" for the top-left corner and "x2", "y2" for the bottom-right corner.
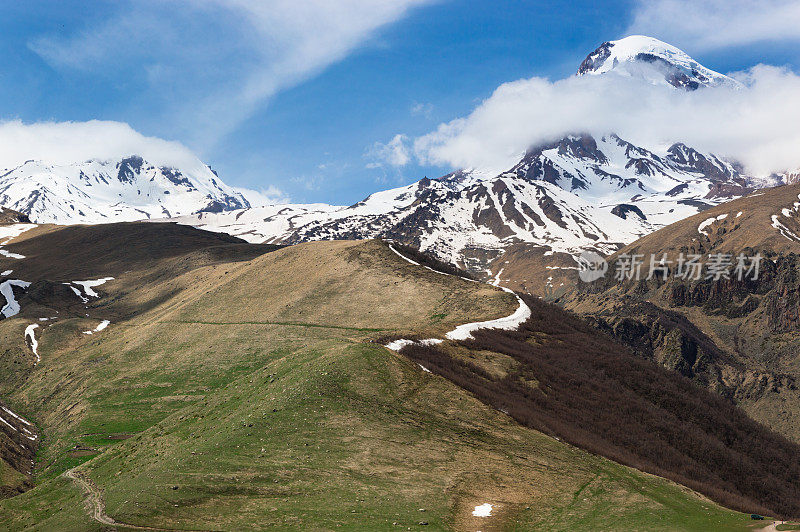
[{"x1": 0, "y1": 0, "x2": 799, "y2": 205}]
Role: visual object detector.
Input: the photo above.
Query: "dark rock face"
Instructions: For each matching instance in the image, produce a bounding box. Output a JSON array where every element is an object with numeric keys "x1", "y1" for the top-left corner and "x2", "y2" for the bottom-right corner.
[
  {"x1": 197, "y1": 194, "x2": 249, "y2": 214},
  {"x1": 586, "y1": 302, "x2": 729, "y2": 390},
  {"x1": 577, "y1": 41, "x2": 614, "y2": 75},
  {"x1": 513, "y1": 136, "x2": 608, "y2": 181},
  {"x1": 666, "y1": 183, "x2": 689, "y2": 197},
  {"x1": 569, "y1": 250, "x2": 800, "y2": 422},
  {"x1": 161, "y1": 167, "x2": 194, "y2": 189},
  {"x1": 666, "y1": 143, "x2": 745, "y2": 185},
  {"x1": 611, "y1": 204, "x2": 646, "y2": 220},
  {"x1": 116, "y1": 155, "x2": 145, "y2": 183},
  {"x1": 654, "y1": 254, "x2": 800, "y2": 332},
  {"x1": 0, "y1": 207, "x2": 31, "y2": 224}
]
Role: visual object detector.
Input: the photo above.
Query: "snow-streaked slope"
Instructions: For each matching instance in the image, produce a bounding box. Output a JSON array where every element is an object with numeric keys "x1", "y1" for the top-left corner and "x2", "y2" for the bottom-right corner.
[
  {"x1": 4, "y1": 35, "x2": 766, "y2": 282},
  {"x1": 577, "y1": 35, "x2": 741, "y2": 90},
  {"x1": 173, "y1": 133, "x2": 753, "y2": 274},
  {"x1": 0, "y1": 155, "x2": 249, "y2": 224},
  {"x1": 170, "y1": 36, "x2": 759, "y2": 275},
  {"x1": 167, "y1": 203, "x2": 343, "y2": 244}
]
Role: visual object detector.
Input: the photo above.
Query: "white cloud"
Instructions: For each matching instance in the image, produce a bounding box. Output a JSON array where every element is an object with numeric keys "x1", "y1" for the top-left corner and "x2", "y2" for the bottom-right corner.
[
  {"x1": 29, "y1": 0, "x2": 434, "y2": 150},
  {"x1": 0, "y1": 119, "x2": 203, "y2": 171},
  {"x1": 367, "y1": 134, "x2": 412, "y2": 168},
  {"x1": 0, "y1": 119, "x2": 290, "y2": 202},
  {"x1": 627, "y1": 0, "x2": 800, "y2": 51},
  {"x1": 235, "y1": 185, "x2": 289, "y2": 207},
  {"x1": 411, "y1": 65, "x2": 800, "y2": 177}
]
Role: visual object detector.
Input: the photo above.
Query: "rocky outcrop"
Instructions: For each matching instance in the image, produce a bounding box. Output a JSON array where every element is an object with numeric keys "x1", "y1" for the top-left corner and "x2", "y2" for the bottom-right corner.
[
  {"x1": 611, "y1": 204, "x2": 647, "y2": 220},
  {"x1": 586, "y1": 302, "x2": 730, "y2": 392},
  {"x1": 0, "y1": 208, "x2": 31, "y2": 224}
]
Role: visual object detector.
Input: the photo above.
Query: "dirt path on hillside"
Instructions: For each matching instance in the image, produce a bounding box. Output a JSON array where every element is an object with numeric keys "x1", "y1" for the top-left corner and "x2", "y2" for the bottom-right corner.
[
  {"x1": 759, "y1": 521, "x2": 786, "y2": 532},
  {"x1": 64, "y1": 468, "x2": 122, "y2": 528},
  {"x1": 64, "y1": 468, "x2": 199, "y2": 531}
]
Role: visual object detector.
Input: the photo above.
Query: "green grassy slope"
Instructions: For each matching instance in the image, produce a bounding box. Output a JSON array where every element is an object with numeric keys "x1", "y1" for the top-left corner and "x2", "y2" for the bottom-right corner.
[
  {"x1": 2, "y1": 341, "x2": 755, "y2": 531},
  {"x1": 0, "y1": 226, "x2": 758, "y2": 530}
]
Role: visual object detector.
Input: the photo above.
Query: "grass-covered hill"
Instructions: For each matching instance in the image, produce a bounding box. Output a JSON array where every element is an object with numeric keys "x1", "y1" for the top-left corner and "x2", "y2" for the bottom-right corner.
[{"x1": 0, "y1": 221, "x2": 774, "y2": 530}]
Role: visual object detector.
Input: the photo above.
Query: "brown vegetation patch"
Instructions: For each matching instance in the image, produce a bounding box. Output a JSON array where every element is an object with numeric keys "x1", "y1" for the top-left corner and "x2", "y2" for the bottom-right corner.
[{"x1": 400, "y1": 295, "x2": 800, "y2": 519}]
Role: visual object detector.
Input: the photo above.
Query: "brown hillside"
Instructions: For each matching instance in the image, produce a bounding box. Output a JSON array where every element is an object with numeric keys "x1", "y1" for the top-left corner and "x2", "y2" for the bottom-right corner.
[
  {"x1": 399, "y1": 295, "x2": 800, "y2": 519},
  {"x1": 561, "y1": 184, "x2": 800, "y2": 443}
]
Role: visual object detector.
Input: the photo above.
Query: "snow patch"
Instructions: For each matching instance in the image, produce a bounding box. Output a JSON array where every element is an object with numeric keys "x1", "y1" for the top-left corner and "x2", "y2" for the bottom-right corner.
[
  {"x1": 472, "y1": 503, "x2": 493, "y2": 517},
  {"x1": 1, "y1": 270, "x2": 11, "y2": 276},
  {"x1": 0, "y1": 223, "x2": 35, "y2": 259},
  {"x1": 772, "y1": 215, "x2": 800, "y2": 243},
  {"x1": 697, "y1": 214, "x2": 728, "y2": 235},
  {"x1": 0, "y1": 415, "x2": 16, "y2": 432},
  {"x1": 491, "y1": 268, "x2": 504, "y2": 287},
  {"x1": 83, "y1": 319, "x2": 111, "y2": 335},
  {"x1": 0, "y1": 224, "x2": 36, "y2": 242},
  {"x1": 72, "y1": 277, "x2": 114, "y2": 298},
  {"x1": 385, "y1": 339, "x2": 415, "y2": 351},
  {"x1": 385, "y1": 338, "x2": 442, "y2": 352},
  {"x1": 0, "y1": 406, "x2": 37, "y2": 441},
  {"x1": 66, "y1": 277, "x2": 115, "y2": 302},
  {"x1": 25, "y1": 324, "x2": 39, "y2": 363},
  {"x1": 0, "y1": 249, "x2": 25, "y2": 259},
  {"x1": 388, "y1": 244, "x2": 421, "y2": 266},
  {"x1": 385, "y1": 244, "x2": 531, "y2": 345},
  {"x1": 446, "y1": 286, "x2": 531, "y2": 341},
  {"x1": 0, "y1": 406, "x2": 32, "y2": 427},
  {"x1": 1, "y1": 279, "x2": 31, "y2": 318}
]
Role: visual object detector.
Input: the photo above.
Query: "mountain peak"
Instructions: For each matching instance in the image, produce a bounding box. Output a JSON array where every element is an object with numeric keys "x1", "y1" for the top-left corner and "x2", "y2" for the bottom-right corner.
[
  {"x1": 577, "y1": 35, "x2": 740, "y2": 91},
  {"x1": 0, "y1": 154, "x2": 249, "y2": 224}
]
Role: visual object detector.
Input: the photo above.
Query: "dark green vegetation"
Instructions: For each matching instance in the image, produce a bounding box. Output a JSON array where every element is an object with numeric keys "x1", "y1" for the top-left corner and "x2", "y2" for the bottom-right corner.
[{"x1": 0, "y1": 222, "x2": 770, "y2": 529}]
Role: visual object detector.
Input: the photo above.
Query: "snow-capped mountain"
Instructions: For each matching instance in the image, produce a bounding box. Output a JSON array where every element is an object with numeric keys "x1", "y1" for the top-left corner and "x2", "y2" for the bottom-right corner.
[
  {"x1": 170, "y1": 37, "x2": 761, "y2": 282},
  {"x1": 0, "y1": 155, "x2": 248, "y2": 224},
  {"x1": 3, "y1": 35, "x2": 767, "y2": 286},
  {"x1": 173, "y1": 132, "x2": 753, "y2": 277},
  {"x1": 577, "y1": 35, "x2": 741, "y2": 90}
]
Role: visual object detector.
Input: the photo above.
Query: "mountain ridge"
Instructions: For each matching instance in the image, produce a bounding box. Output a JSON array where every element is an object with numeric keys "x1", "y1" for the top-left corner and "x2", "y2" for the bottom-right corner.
[
  {"x1": 171, "y1": 131, "x2": 757, "y2": 282},
  {"x1": 163, "y1": 36, "x2": 769, "y2": 285},
  {"x1": 0, "y1": 154, "x2": 249, "y2": 224}
]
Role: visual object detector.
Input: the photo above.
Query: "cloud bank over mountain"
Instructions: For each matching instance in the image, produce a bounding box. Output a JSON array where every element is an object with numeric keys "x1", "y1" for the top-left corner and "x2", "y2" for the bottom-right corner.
[
  {"x1": 0, "y1": 120, "x2": 202, "y2": 170},
  {"x1": 385, "y1": 63, "x2": 800, "y2": 178}
]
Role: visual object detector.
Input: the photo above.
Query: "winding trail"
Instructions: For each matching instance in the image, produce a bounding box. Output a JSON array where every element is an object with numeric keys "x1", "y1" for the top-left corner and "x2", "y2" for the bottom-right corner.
[
  {"x1": 64, "y1": 469, "x2": 207, "y2": 531},
  {"x1": 64, "y1": 469, "x2": 120, "y2": 528}
]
